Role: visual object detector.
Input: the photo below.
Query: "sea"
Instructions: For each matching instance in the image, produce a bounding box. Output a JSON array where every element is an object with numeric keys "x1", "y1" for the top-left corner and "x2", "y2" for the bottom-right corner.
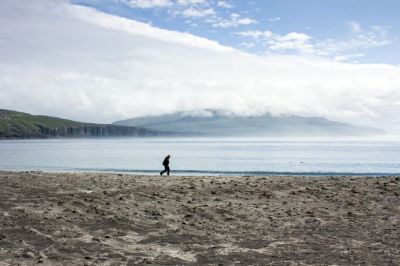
[{"x1": 0, "y1": 138, "x2": 400, "y2": 176}]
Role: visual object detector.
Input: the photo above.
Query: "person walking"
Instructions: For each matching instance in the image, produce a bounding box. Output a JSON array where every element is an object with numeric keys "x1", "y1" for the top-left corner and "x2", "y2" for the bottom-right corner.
[{"x1": 160, "y1": 155, "x2": 171, "y2": 176}]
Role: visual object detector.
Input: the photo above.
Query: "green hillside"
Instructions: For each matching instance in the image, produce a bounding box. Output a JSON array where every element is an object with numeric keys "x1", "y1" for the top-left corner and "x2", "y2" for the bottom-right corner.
[
  {"x1": 0, "y1": 109, "x2": 84, "y2": 126},
  {"x1": 0, "y1": 109, "x2": 83, "y2": 138},
  {"x1": 0, "y1": 109, "x2": 170, "y2": 139}
]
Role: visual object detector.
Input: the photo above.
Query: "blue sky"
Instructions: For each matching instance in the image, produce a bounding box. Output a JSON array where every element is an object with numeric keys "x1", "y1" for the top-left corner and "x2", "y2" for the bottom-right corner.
[
  {"x1": 72, "y1": 0, "x2": 400, "y2": 64},
  {"x1": 2, "y1": 0, "x2": 400, "y2": 131}
]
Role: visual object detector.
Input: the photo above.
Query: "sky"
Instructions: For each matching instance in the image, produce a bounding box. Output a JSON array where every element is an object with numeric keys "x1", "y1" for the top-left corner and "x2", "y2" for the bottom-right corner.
[
  {"x1": 1, "y1": 0, "x2": 400, "y2": 132},
  {"x1": 72, "y1": 0, "x2": 400, "y2": 64}
]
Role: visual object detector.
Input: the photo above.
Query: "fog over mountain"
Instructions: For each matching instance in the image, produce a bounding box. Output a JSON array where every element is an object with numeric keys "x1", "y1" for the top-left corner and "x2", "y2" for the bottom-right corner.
[
  {"x1": 113, "y1": 110, "x2": 384, "y2": 137},
  {"x1": 1, "y1": 0, "x2": 400, "y2": 133}
]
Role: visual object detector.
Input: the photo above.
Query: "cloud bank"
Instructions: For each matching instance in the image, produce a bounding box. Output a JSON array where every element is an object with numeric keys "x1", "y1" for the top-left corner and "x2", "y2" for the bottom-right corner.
[{"x1": 1, "y1": 0, "x2": 400, "y2": 132}]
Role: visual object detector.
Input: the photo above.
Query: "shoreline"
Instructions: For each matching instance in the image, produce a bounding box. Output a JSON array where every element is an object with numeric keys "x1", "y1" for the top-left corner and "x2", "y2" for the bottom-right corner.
[
  {"x1": 0, "y1": 171, "x2": 399, "y2": 265},
  {"x1": 1, "y1": 169, "x2": 400, "y2": 177}
]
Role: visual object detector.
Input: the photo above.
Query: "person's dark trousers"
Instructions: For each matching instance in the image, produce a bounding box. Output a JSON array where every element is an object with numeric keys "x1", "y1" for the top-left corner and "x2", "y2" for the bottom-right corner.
[{"x1": 160, "y1": 166, "x2": 170, "y2": 176}]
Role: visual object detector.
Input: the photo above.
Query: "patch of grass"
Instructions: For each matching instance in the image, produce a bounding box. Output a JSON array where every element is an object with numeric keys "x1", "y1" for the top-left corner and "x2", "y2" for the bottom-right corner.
[{"x1": 1, "y1": 109, "x2": 85, "y2": 128}]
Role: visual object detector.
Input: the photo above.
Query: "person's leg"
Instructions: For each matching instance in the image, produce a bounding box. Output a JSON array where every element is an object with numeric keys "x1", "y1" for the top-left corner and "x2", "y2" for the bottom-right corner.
[{"x1": 160, "y1": 166, "x2": 168, "y2": 175}]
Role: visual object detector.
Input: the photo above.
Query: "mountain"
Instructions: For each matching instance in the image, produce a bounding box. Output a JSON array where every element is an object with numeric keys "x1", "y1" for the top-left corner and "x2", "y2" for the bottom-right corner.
[
  {"x1": 113, "y1": 110, "x2": 384, "y2": 137},
  {"x1": 0, "y1": 109, "x2": 174, "y2": 139}
]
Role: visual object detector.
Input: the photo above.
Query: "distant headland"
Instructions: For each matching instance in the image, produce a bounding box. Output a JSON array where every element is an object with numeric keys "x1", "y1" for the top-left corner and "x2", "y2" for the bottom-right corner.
[
  {"x1": 1, "y1": 108, "x2": 385, "y2": 139},
  {"x1": 0, "y1": 109, "x2": 174, "y2": 139}
]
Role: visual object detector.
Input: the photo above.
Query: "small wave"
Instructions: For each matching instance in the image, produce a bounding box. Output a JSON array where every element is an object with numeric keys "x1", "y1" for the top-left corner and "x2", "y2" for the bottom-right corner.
[{"x1": 64, "y1": 167, "x2": 399, "y2": 177}]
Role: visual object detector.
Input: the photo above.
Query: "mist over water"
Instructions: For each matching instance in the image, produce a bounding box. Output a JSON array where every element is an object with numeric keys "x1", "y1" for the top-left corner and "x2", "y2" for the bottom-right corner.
[{"x1": 1, "y1": 138, "x2": 400, "y2": 175}]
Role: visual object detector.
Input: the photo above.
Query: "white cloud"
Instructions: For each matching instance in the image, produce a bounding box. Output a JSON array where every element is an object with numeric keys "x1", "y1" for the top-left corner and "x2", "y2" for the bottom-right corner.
[
  {"x1": 333, "y1": 53, "x2": 364, "y2": 62},
  {"x1": 121, "y1": 0, "x2": 254, "y2": 29},
  {"x1": 123, "y1": 0, "x2": 173, "y2": 8},
  {"x1": 176, "y1": 0, "x2": 208, "y2": 5},
  {"x1": 68, "y1": 3, "x2": 231, "y2": 52},
  {"x1": 267, "y1": 32, "x2": 313, "y2": 53},
  {"x1": 237, "y1": 31, "x2": 313, "y2": 54},
  {"x1": 1, "y1": 0, "x2": 400, "y2": 132},
  {"x1": 239, "y1": 42, "x2": 256, "y2": 48},
  {"x1": 237, "y1": 23, "x2": 392, "y2": 58},
  {"x1": 217, "y1": 1, "x2": 233, "y2": 8},
  {"x1": 123, "y1": 0, "x2": 210, "y2": 8},
  {"x1": 236, "y1": 30, "x2": 272, "y2": 39},
  {"x1": 213, "y1": 13, "x2": 257, "y2": 28},
  {"x1": 268, "y1": 17, "x2": 281, "y2": 22},
  {"x1": 181, "y1": 7, "x2": 215, "y2": 18},
  {"x1": 315, "y1": 25, "x2": 391, "y2": 58}
]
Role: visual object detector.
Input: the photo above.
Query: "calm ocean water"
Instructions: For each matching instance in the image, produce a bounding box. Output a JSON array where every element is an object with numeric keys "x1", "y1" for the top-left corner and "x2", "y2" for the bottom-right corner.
[{"x1": 0, "y1": 138, "x2": 400, "y2": 176}]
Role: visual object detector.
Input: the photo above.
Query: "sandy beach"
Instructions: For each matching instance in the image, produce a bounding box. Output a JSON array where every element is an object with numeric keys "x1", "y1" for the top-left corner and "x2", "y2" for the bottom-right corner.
[{"x1": 0, "y1": 171, "x2": 399, "y2": 265}]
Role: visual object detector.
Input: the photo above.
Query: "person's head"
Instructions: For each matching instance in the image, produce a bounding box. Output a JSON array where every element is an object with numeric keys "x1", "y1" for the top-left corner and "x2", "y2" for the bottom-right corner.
[{"x1": 167, "y1": 155, "x2": 171, "y2": 158}]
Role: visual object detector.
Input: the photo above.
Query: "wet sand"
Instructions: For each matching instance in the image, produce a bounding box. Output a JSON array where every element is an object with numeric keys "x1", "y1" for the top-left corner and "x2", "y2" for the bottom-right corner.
[{"x1": 0, "y1": 171, "x2": 399, "y2": 265}]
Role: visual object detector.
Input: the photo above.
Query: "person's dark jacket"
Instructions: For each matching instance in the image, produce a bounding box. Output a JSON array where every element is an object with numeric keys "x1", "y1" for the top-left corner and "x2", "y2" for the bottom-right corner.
[{"x1": 163, "y1": 157, "x2": 169, "y2": 166}]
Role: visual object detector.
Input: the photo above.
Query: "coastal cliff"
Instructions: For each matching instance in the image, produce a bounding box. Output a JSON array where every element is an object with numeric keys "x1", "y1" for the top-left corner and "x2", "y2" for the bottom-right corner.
[{"x1": 0, "y1": 109, "x2": 170, "y2": 139}]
